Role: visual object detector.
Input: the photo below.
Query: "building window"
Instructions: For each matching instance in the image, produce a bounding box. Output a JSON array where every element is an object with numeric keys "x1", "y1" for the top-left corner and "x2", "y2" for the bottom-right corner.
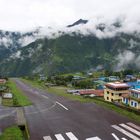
[
  {"x1": 111, "y1": 93, "x2": 114, "y2": 96},
  {"x1": 107, "y1": 91, "x2": 109, "y2": 94},
  {"x1": 118, "y1": 99, "x2": 121, "y2": 102},
  {"x1": 111, "y1": 99, "x2": 113, "y2": 102},
  {"x1": 119, "y1": 93, "x2": 122, "y2": 96},
  {"x1": 131, "y1": 101, "x2": 133, "y2": 106},
  {"x1": 123, "y1": 97, "x2": 125, "y2": 102},
  {"x1": 134, "y1": 102, "x2": 137, "y2": 107},
  {"x1": 107, "y1": 97, "x2": 109, "y2": 100}
]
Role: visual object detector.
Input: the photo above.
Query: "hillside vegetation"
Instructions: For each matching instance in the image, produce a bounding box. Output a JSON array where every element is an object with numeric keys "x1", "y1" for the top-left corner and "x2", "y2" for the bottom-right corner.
[{"x1": 0, "y1": 33, "x2": 140, "y2": 76}]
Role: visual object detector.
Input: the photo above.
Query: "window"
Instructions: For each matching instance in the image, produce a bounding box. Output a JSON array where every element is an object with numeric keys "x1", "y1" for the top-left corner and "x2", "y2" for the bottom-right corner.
[
  {"x1": 111, "y1": 93, "x2": 114, "y2": 96},
  {"x1": 107, "y1": 97, "x2": 109, "y2": 100},
  {"x1": 119, "y1": 93, "x2": 122, "y2": 96},
  {"x1": 123, "y1": 97, "x2": 125, "y2": 102},
  {"x1": 134, "y1": 102, "x2": 137, "y2": 107},
  {"x1": 111, "y1": 99, "x2": 113, "y2": 102},
  {"x1": 107, "y1": 91, "x2": 109, "y2": 94},
  {"x1": 131, "y1": 101, "x2": 133, "y2": 106}
]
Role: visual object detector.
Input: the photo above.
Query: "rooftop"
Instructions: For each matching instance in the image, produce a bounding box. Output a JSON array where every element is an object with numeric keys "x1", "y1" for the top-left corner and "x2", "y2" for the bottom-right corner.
[
  {"x1": 131, "y1": 89, "x2": 140, "y2": 94},
  {"x1": 79, "y1": 89, "x2": 104, "y2": 96},
  {"x1": 105, "y1": 82, "x2": 130, "y2": 88}
]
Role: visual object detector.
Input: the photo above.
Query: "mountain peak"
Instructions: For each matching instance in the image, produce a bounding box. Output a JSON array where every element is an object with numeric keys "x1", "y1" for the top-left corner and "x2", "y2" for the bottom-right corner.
[{"x1": 67, "y1": 19, "x2": 88, "y2": 28}]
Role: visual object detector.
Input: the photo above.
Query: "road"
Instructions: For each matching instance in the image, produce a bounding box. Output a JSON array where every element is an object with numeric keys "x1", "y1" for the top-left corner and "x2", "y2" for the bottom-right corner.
[{"x1": 8, "y1": 79, "x2": 140, "y2": 140}]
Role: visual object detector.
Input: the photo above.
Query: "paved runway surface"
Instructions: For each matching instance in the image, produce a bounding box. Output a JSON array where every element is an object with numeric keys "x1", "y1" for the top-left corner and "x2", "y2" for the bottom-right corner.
[
  {"x1": 2, "y1": 79, "x2": 140, "y2": 140},
  {"x1": 0, "y1": 106, "x2": 17, "y2": 131}
]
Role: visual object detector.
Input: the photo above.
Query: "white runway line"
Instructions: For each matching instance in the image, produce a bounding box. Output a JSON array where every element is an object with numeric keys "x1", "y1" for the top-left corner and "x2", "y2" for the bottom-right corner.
[
  {"x1": 41, "y1": 95, "x2": 49, "y2": 99},
  {"x1": 56, "y1": 101, "x2": 68, "y2": 110},
  {"x1": 127, "y1": 122, "x2": 140, "y2": 131},
  {"x1": 66, "y1": 132, "x2": 78, "y2": 140},
  {"x1": 55, "y1": 134, "x2": 65, "y2": 140},
  {"x1": 86, "y1": 136, "x2": 102, "y2": 140},
  {"x1": 121, "y1": 138, "x2": 127, "y2": 140},
  {"x1": 43, "y1": 136, "x2": 52, "y2": 140},
  {"x1": 111, "y1": 133, "x2": 120, "y2": 140},
  {"x1": 119, "y1": 123, "x2": 140, "y2": 136},
  {"x1": 112, "y1": 125, "x2": 140, "y2": 140}
]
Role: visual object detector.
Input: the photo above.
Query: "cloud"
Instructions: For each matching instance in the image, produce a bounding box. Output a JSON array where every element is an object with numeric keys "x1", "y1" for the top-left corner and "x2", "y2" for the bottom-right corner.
[
  {"x1": 135, "y1": 56, "x2": 140, "y2": 69},
  {"x1": 18, "y1": 35, "x2": 36, "y2": 47},
  {"x1": 0, "y1": 0, "x2": 140, "y2": 33},
  {"x1": 10, "y1": 50, "x2": 21, "y2": 59},
  {"x1": 114, "y1": 50, "x2": 140, "y2": 71},
  {"x1": 0, "y1": 36, "x2": 13, "y2": 48},
  {"x1": 114, "y1": 50, "x2": 135, "y2": 71},
  {"x1": 0, "y1": 0, "x2": 140, "y2": 45},
  {"x1": 32, "y1": 17, "x2": 140, "y2": 39}
]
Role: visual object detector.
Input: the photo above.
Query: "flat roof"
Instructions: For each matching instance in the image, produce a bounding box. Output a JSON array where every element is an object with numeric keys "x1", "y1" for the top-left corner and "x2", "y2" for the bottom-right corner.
[
  {"x1": 105, "y1": 82, "x2": 130, "y2": 88},
  {"x1": 131, "y1": 89, "x2": 140, "y2": 94}
]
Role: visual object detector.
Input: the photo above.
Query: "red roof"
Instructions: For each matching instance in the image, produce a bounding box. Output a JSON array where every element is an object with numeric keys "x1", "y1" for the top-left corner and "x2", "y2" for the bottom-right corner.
[
  {"x1": 0, "y1": 79, "x2": 6, "y2": 84},
  {"x1": 79, "y1": 90, "x2": 104, "y2": 97}
]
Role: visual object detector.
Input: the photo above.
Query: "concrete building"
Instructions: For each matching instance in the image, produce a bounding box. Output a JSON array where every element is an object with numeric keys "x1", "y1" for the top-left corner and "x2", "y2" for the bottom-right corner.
[
  {"x1": 104, "y1": 82, "x2": 130, "y2": 102},
  {"x1": 122, "y1": 89, "x2": 140, "y2": 110}
]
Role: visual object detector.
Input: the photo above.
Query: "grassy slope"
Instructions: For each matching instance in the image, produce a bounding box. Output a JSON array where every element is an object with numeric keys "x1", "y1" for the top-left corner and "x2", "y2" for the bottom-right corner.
[
  {"x1": 3, "y1": 79, "x2": 32, "y2": 106},
  {"x1": 22, "y1": 79, "x2": 140, "y2": 123},
  {"x1": 0, "y1": 126, "x2": 23, "y2": 140}
]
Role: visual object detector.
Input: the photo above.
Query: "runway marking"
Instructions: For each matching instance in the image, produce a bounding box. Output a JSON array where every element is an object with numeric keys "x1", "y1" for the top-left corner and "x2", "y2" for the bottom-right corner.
[
  {"x1": 43, "y1": 136, "x2": 52, "y2": 140},
  {"x1": 56, "y1": 101, "x2": 68, "y2": 110},
  {"x1": 121, "y1": 138, "x2": 127, "y2": 140},
  {"x1": 119, "y1": 123, "x2": 140, "y2": 136},
  {"x1": 66, "y1": 132, "x2": 78, "y2": 140},
  {"x1": 55, "y1": 134, "x2": 65, "y2": 140},
  {"x1": 112, "y1": 125, "x2": 140, "y2": 140},
  {"x1": 41, "y1": 95, "x2": 49, "y2": 99},
  {"x1": 86, "y1": 136, "x2": 101, "y2": 140},
  {"x1": 0, "y1": 109, "x2": 16, "y2": 120},
  {"x1": 43, "y1": 133, "x2": 103, "y2": 140},
  {"x1": 111, "y1": 133, "x2": 120, "y2": 140},
  {"x1": 127, "y1": 122, "x2": 140, "y2": 131},
  {"x1": 25, "y1": 102, "x2": 57, "y2": 115}
]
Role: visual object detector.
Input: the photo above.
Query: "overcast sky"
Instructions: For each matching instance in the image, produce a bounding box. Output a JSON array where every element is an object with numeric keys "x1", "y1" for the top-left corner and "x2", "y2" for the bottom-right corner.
[{"x1": 0, "y1": 0, "x2": 140, "y2": 31}]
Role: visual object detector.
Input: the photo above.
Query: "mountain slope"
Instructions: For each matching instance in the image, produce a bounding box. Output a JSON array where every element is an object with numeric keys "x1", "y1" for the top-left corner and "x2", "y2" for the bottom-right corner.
[
  {"x1": 0, "y1": 33, "x2": 140, "y2": 76},
  {"x1": 0, "y1": 19, "x2": 140, "y2": 76}
]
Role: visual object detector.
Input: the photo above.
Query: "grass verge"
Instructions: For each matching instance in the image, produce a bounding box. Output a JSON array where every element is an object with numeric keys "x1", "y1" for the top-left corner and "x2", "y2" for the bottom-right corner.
[
  {"x1": 2, "y1": 79, "x2": 32, "y2": 107},
  {"x1": 0, "y1": 126, "x2": 23, "y2": 140},
  {"x1": 22, "y1": 79, "x2": 140, "y2": 123}
]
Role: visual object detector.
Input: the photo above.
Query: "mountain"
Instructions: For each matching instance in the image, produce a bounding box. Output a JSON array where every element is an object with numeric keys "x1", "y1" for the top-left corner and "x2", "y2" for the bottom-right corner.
[
  {"x1": 0, "y1": 20, "x2": 140, "y2": 76},
  {"x1": 67, "y1": 19, "x2": 88, "y2": 27}
]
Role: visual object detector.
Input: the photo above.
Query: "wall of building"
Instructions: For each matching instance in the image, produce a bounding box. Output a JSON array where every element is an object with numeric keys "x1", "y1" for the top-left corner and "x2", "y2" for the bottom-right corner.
[
  {"x1": 122, "y1": 97, "x2": 140, "y2": 109},
  {"x1": 122, "y1": 97, "x2": 129, "y2": 105},
  {"x1": 130, "y1": 99, "x2": 140, "y2": 109},
  {"x1": 104, "y1": 88, "x2": 129, "y2": 102}
]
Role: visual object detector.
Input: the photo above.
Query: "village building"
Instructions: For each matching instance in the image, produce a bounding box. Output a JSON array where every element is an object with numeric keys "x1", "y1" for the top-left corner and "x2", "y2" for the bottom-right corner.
[
  {"x1": 0, "y1": 79, "x2": 7, "y2": 84},
  {"x1": 124, "y1": 75, "x2": 137, "y2": 82},
  {"x1": 127, "y1": 79, "x2": 140, "y2": 89},
  {"x1": 122, "y1": 89, "x2": 140, "y2": 110},
  {"x1": 104, "y1": 82, "x2": 130, "y2": 102}
]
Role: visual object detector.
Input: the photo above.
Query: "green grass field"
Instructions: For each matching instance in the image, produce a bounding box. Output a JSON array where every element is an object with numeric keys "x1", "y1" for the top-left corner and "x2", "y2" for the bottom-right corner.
[
  {"x1": 2, "y1": 80, "x2": 32, "y2": 107},
  {"x1": 22, "y1": 79, "x2": 140, "y2": 123},
  {"x1": 0, "y1": 126, "x2": 23, "y2": 140}
]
